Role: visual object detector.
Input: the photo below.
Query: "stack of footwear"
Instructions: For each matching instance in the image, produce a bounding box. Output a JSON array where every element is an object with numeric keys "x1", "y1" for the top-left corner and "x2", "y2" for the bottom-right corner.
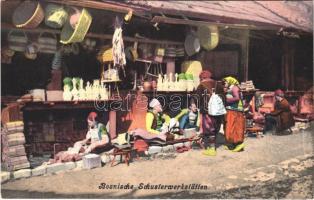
[
  {"x1": 1, "y1": 121, "x2": 30, "y2": 171},
  {"x1": 240, "y1": 80, "x2": 255, "y2": 91}
]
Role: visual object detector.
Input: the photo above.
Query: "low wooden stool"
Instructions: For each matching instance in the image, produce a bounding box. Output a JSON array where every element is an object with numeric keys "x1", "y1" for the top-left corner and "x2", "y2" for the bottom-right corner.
[
  {"x1": 246, "y1": 126, "x2": 264, "y2": 138},
  {"x1": 110, "y1": 147, "x2": 131, "y2": 167}
]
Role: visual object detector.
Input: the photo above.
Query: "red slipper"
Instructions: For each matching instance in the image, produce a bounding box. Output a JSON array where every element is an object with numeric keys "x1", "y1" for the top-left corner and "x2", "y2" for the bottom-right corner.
[
  {"x1": 176, "y1": 147, "x2": 185, "y2": 153},
  {"x1": 181, "y1": 146, "x2": 189, "y2": 151}
]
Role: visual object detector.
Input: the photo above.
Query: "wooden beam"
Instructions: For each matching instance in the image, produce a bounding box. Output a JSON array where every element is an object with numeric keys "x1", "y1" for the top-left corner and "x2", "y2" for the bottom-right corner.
[
  {"x1": 1, "y1": 23, "x2": 183, "y2": 46},
  {"x1": 151, "y1": 15, "x2": 282, "y2": 31},
  {"x1": 46, "y1": 0, "x2": 149, "y2": 17}
]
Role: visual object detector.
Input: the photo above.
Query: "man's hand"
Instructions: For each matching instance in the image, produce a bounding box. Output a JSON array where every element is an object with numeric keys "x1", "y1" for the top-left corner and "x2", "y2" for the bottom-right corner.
[{"x1": 85, "y1": 142, "x2": 97, "y2": 153}]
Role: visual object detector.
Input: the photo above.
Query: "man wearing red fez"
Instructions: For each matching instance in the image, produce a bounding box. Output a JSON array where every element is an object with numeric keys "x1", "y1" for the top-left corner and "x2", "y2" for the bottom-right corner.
[
  {"x1": 263, "y1": 89, "x2": 295, "y2": 134},
  {"x1": 80, "y1": 112, "x2": 110, "y2": 153},
  {"x1": 196, "y1": 70, "x2": 224, "y2": 156}
]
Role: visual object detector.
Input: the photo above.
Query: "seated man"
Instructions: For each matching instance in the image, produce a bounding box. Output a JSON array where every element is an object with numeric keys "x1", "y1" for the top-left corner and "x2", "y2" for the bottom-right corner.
[
  {"x1": 80, "y1": 112, "x2": 110, "y2": 153},
  {"x1": 146, "y1": 98, "x2": 170, "y2": 134},
  {"x1": 50, "y1": 112, "x2": 109, "y2": 163},
  {"x1": 175, "y1": 98, "x2": 200, "y2": 133},
  {"x1": 263, "y1": 89, "x2": 295, "y2": 134}
]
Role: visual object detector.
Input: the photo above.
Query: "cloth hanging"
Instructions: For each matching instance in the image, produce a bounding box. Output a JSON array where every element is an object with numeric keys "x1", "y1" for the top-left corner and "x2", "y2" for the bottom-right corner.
[{"x1": 112, "y1": 17, "x2": 126, "y2": 67}]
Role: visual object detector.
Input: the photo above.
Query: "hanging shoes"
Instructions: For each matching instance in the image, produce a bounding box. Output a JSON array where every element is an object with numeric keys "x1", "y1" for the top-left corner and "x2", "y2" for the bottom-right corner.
[{"x1": 202, "y1": 147, "x2": 217, "y2": 156}]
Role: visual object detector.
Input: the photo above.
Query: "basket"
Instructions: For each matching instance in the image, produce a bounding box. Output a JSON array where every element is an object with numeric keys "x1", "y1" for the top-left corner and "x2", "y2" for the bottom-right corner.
[
  {"x1": 38, "y1": 32, "x2": 58, "y2": 54},
  {"x1": 45, "y1": 4, "x2": 68, "y2": 29},
  {"x1": 181, "y1": 61, "x2": 202, "y2": 78},
  {"x1": 12, "y1": 1, "x2": 44, "y2": 29},
  {"x1": 184, "y1": 32, "x2": 200, "y2": 56},
  {"x1": 197, "y1": 25, "x2": 219, "y2": 51},
  {"x1": 60, "y1": 8, "x2": 92, "y2": 44},
  {"x1": 8, "y1": 30, "x2": 28, "y2": 52},
  {"x1": 97, "y1": 46, "x2": 113, "y2": 63}
]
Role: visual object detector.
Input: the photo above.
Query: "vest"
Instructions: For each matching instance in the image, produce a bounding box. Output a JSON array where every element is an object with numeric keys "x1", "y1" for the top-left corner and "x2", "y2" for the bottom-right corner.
[{"x1": 148, "y1": 110, "x2": 165, "y2": 131}]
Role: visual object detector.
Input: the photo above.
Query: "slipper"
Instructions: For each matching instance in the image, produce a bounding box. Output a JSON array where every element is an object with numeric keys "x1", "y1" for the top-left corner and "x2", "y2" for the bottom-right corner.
[
  {"x1": 176, "y1": 147, "x2": 185, "y2": 153},
  {"x1": 232, "y1": 143, "x2": 245, "y2": 152},
  {"x1": 181, "y1": 146, "x2": 190, "y2": 151}
]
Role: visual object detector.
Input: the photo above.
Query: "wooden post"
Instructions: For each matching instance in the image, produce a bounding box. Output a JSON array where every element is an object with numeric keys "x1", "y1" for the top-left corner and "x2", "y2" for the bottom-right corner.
[
  {"x1": 109, "y1": 111, "x2": 117, "y2": 139},
  {"x1": 166, "y1": 60, "x2": 175, "y2": 75},
  {"x1": 243, "y1": 30, "x2": 250, "y2": 81},
  {"x1": 282, "y1": 39, "x2": 295, "y2": 90}
]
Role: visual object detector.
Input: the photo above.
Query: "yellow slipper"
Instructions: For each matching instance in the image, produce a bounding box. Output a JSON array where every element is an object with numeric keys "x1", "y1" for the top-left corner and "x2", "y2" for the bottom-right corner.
[
  {"x1": 231, "y1": 143, "x2": 245, "y2": 152},
  {"x1": 202, "y1": 147, "x2": 217, "y2": 156},
  {"x1": 224, "y1": 145, "x2": 232, "y2": 150}
]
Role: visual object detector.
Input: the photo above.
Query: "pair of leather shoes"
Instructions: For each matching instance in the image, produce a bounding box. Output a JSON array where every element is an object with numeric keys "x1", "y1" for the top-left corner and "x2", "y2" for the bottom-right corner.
[{"x1": 176, "y1": 146, "x2": 189, "y2": 153}]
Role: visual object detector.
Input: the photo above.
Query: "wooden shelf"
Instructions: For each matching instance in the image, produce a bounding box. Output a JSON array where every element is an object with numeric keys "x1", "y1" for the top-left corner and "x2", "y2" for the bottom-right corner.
[
  {"x1": 2, "y1": 23, "x2": 183, "y2": 46},
  {"x1": 21, "y1": 100, "x2": 119, "y2": 111},
  {"x1": 101, "y1": 80, "x2": 122, "y2": 83}
]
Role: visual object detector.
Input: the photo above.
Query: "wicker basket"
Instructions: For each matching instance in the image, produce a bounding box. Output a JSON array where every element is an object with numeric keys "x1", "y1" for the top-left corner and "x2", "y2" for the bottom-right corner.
[
  {"x1": 184, "y1": 32, "x2": 200, "y2": 56},
  {"x1": 60, "y1": 8, "x2": 92, "y2": 44},
  {"x1": 12, "y1": 1, "x2": 44, "y2": 29},
  {"x1": 45, "y1": 4, "x2": 68, "y2": 29},
  {"x1": 38, "y1": 32, "x2": 57, "y2": 54},
  {"x1": 97, "y1": 46, "x2": 113, "y2": 63},
  {"x1": 197, "y1": 25, "x2": 219, "y2": 51},
  {"x1": 8, "y1": 30, "x2": 28, "y2": 52}
]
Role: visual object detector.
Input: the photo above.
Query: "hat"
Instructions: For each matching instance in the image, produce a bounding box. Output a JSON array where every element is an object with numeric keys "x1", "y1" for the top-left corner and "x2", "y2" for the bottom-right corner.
[
  {"x1": 274, "y1": 89, "x2": 284, "y2": 97},
  {"x1": 149, "y1": 98, "x2": 160, "y2": 108},
  {"x1": 87, "y1": 112, "x2": 98, "y2": 121},
  {"x1": 199, "y1": 70, "x2": 212, "y2": 79}
]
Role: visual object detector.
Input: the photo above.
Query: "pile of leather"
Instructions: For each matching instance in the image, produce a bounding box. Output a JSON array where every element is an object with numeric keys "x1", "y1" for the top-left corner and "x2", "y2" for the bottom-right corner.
[{"x1": 1, "y1": 121, "x2": 30, "y2": 171}]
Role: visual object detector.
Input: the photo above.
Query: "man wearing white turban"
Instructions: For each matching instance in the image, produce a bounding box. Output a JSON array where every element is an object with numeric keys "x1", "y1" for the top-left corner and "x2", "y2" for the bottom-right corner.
[{"x1": 146, "y1": 98, "x2": 171, "y2": 134}]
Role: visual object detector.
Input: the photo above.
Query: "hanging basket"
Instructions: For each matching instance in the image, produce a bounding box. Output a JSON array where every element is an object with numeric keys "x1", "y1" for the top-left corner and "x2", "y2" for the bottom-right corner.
[
  {"x1": 181, "y1": 61, "x2": 203, "y2": 78},
  {"x1": 37, "y1": 32, "x2": 58, "y2": 54},
  {"x1": 60, "y1": 8, "x2": 92, "y2": 44},
  {"x1": 12, "y1": 1, "x2": 44, "y2": 29},
  {"x1": 8, "y1": 30, "x2": 28, "y2": 52},
  {"x1": 45, "y1": 4, "x2": 68, "y2": 29},
  {"x1": 184, "y1": 32, "x2": 200, "y2": 56},
  {"x1": 197, "y1": 25, "x2": 219, "y2": 51},
  {"x1": 97, "y1": 46, "x2": 113, "y2": 63}
]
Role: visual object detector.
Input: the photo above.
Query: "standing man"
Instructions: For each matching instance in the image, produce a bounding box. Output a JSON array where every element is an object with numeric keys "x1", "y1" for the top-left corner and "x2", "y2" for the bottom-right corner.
[{"x1": 196, "y1": 70, "x2": 224, "y2": 156}]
